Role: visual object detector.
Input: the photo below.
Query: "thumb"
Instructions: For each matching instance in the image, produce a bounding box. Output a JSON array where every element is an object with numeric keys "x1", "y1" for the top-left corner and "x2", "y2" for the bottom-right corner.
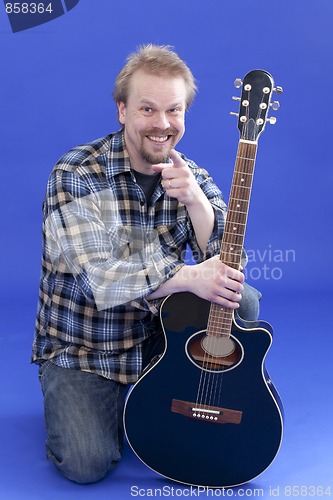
[{"x1": 151, "y1": 163, "x2": 170, "y2": 173}]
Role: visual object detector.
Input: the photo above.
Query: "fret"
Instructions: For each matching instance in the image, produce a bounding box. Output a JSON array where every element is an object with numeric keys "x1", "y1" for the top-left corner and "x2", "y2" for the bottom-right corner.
[
  {"x1": 207, "y1": 318, "x2": 233, "y2": 326},
  {"x1": 233, "y1": 171, "x2": 253, "y2": 178},
  {"x1": 225, "y1": 220, "x2": 247, "y2": 227},
  {"x1": 226, "y1": 210, "x2": 248, "y2": 218},
  {"x1": 221, "y1": 245, "x2": 244, "y2": 252},
  {"x1": 234, "y1": 165, "x2": 255, "y2": 175},
  {"x1": 233, "y1": 175, "x2": 252, "y2": 183},
  {"x1": 221, "y1": 244, "x2": 244, "y2": 251},
  {"x1": 208, "y1": 325, "x2": 233, "y2": 332},
  {"x1": 230, "y1": 181, "x2": 252, "y2": 192},
  {"x1": 222, "y1": 240, "x2": 245, "y2": 248},
  {"x1": 207, "y1": 325, "x2": 233, "y2": 334},
  {"x1": 224, "y1": 222, "x2": 246, "y2": 229},
  {"x1": 232, "y1": 184, "x2": 251, "y2": 191},
  {"x1": 208, "y1": 320, "x2": 233, "y2": 328},
  {"x1": 233, "y1": 169, "x2": 254, "y2": 175},
  {"x1": 207, "y1": 324, "x2": 233, "y2": 332},
  {"x1": 236, "y1": 156, "x2": 255, "y2": 161},
  {"x1": 221, "y1": 254, "x2": 243, "y2": 262},
  {"x1": 210, "y1": 304, "x2": 233, "y2": 314},
  {"x1": 226, "y1": 210, "x2": 248, "y2": 217},
  {"x1": 233, "y1": 172, "x2": 254, "y2": 180},
  {"x1": 231, "y1": 185, "x2": 252, "y2": 193},
  {"x1": 234, "y1": 167, "x2": 254, "y2": 172},
  {"x1": 230, "y1": 197, "x2": 250, "y2": 204},
  {"x1": 208, "y1": 317, "x2": 233, "y2": 326},
  {"x1": 225, "y1": 224, "x2": 246, "y2": 231},
  {"x1": 222, "y1": 251, "x2": 245, "y2": 260},
  {"x1": 223, "y1": 231, "x2": 245, "y2": 238},
  {"x1": 207, "y1": 329, "x2": 232, "y2": 337}
]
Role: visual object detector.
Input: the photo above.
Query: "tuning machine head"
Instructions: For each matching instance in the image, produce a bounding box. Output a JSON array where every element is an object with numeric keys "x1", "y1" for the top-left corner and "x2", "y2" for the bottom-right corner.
[
  {"x1": 267, "y1": 116, "x2": 277, "y2": 125},
  {"x1": 234, "y1": 78, "x2": 243, "y2": 89},
  {"x1": 271, "y1": 101, "x2": 280, "y2": 111}
]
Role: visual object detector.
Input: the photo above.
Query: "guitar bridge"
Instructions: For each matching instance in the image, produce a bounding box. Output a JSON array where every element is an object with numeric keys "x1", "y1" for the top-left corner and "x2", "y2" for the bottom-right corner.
[{"x1": 171, "y1": 399, "x2": 242, "y2": 425}]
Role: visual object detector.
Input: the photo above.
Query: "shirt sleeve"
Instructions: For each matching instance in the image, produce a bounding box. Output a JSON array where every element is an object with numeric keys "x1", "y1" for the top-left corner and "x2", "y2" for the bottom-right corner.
[
  {"x1": 184, "y1": 161, "x2": 227, "y2": 263},
  {"x1": 44, "y1": 170, "x2": 185, "y2": 312}
]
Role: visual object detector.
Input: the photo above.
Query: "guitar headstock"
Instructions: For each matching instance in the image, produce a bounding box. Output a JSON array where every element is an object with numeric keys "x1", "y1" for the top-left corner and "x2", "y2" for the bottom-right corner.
[{"x1": 231, "y1": 70, "x2": 282, "y2": 142}]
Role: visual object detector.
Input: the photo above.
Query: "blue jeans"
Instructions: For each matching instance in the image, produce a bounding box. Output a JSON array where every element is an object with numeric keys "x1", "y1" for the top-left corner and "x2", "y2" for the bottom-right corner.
[
  {"x1": 38, "y1": 282, "x2": 261, "y2": 484},
  {"x1": 38, "y1": 361, "x2": 130, "y2": 484},
  {"x1": 238, "y1": 281, "x2": 262, "y2": 322}
]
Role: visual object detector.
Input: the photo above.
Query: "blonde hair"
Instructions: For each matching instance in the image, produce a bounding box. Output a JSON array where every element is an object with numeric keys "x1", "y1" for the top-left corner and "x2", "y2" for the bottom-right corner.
[{"x1": 113, "y1": 44, "x2": 197, "y2": 110}]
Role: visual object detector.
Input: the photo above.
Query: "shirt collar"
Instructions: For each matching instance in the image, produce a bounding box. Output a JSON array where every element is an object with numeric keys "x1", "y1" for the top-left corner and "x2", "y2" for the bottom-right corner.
[{"x1": 105, "y1": 129, "x2": 133, "y2": 179}]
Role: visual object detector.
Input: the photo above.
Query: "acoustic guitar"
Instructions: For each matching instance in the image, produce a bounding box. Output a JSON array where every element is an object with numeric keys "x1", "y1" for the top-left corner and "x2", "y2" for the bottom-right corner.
[{"x1": 124, "y1": 69, "x2": 284, "y2": 488}]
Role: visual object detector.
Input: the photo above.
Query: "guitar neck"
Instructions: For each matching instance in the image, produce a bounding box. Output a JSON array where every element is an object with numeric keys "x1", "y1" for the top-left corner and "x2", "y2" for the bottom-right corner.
[
  {"x1": 220, "y1": 139, "x2": 257, "y2": 268},
  {"x1": 207, "y1": 139, "x2": 257, "y2": 337}
]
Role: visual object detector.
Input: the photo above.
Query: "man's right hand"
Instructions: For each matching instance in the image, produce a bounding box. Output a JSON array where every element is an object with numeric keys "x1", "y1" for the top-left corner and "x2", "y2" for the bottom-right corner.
[{"x1": 146, "y1": 255, "x2": 244, "y2": 309}]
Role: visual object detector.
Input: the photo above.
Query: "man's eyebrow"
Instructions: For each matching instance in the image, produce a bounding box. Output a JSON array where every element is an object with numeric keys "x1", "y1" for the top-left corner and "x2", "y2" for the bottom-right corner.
[
  {"x1": 139, "y1": 99, "x2": 183, "y2": 108},
  {"x1": 139, "y1": 99, "x2": 155, "y2": 107}
]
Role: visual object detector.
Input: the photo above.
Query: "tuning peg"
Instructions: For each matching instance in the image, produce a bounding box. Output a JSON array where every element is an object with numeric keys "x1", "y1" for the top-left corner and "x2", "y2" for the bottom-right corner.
[
  {"x1": 267, "y1": 117, "x2": 277, "y2": 125},
  {"x1": 270, "y1": 101, "x2": 280, "y2": 111},
  {"x1": 230, "y1": 112, "x2": 239, "y2": 117},
  {"x1": 273, "y1": 86, "x2": 283, "y2": 94},
  {"x1": 234, "y1": 78, "x2": 243, "y2": 89},
  {"x1": 232, "y1": 96, "x2": 241, "y2": 101}
]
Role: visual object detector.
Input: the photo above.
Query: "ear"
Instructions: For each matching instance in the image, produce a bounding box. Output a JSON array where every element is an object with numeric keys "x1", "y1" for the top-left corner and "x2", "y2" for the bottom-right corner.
[{"x1": 117, "y1": 101, "x2": 126, "y2": 125}]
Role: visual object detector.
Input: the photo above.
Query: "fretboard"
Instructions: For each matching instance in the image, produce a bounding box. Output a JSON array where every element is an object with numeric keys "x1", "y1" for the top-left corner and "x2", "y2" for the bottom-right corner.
[{"x1": 207, "y1": 140, "x2": 257, "y2": 338}]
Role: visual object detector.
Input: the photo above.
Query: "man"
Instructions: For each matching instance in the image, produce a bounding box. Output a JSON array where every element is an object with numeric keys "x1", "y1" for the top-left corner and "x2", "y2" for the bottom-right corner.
[{"x1": 32, "y1": 44, "x2": 261, "y2": 484}]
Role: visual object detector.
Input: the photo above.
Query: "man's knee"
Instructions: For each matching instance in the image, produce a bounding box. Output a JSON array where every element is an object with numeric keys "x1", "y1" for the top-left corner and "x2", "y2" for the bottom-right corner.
[
  {"x1": 239, "y1": 282, "x2": 262, "y2": 321},
  {"x1": 46, "y1": 440, "x2": 119, "y2": 484},
  {"x1": 39, "y1": 363, "x2": 125, "y2": 484}
]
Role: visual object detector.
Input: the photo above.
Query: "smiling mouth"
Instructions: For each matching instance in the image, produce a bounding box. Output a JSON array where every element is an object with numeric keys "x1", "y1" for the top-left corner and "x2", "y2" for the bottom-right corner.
[
  {"x1": 146, "y1": 135, "x2": 169, "y2": 143},
  {"x1": 145, "y1": 128, "x2": 177, "y2": 145}
]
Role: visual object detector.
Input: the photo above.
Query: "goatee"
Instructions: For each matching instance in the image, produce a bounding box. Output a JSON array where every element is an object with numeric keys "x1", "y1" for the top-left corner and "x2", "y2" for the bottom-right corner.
[{"x1": 140, "y1": 149, "x2": 170, "y2": 165}]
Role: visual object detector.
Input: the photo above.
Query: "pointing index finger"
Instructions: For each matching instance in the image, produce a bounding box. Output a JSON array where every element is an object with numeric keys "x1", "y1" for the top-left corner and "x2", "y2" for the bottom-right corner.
[
  {"x1": 151, "y1": 150, "x2": 184, "y2": 173},
  {"x1": 169, "y1": 149, "x2": 184, "y2": 167}
]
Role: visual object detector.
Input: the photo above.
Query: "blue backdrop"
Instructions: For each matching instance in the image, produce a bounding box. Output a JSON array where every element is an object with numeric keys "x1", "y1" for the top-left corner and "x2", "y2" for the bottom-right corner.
[
  {"x1": 1, "y1": 1, "x2": 332, "y2": 498},
  {"x1": 1, "y1": 0, "x2": 332, "y2": 298}
]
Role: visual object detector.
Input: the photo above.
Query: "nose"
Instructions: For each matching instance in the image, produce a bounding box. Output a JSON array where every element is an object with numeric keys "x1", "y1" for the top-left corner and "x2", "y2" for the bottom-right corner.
[{"x1": 152, "y1": 112, "x2": 170, "y2": 131}]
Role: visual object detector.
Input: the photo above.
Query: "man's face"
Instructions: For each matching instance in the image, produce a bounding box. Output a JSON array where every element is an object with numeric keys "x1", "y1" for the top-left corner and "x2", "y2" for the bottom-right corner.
[{"x1": 117, "y1": 70, "x2": 187, "y2": 173}]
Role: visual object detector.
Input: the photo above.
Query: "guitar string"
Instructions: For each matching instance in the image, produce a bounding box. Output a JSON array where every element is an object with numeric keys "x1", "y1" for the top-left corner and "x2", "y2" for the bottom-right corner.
[
  {"x1": 195, "y1": 313, "x2": 215, "y2": 412},
  {"x1": 203, "y1": 311, "x2": 226, "y2": 409},
  {"x1": 195, "y1": 168, "x2": 243, "y2": 413},
  {"x1": 195, "y1": 144, "x2": 253, "y2": 415},
  {"x1": 195, "y1": 308, "x2": 226, "y2": 412},
  {"x1": 195, "y1": 298, "x2": 233, "y2": 413},
  {"x1": 195, "y1": 188, "x2": 233, "y2": 411},
  {"x1": 205, "y1": 153, "x2": 247, "y2": 409}
]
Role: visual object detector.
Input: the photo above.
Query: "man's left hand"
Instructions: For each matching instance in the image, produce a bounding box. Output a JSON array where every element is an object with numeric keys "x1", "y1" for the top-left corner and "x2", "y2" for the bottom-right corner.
[{"x1": 151, "y1": 150, "x2": 202, "y2": 206}]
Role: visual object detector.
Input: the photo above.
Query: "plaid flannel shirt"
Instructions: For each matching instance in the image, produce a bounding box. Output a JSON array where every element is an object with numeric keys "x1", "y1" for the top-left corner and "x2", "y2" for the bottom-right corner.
[{"x1": 32, "y1": 130, "x2": 226, "y2": 383}]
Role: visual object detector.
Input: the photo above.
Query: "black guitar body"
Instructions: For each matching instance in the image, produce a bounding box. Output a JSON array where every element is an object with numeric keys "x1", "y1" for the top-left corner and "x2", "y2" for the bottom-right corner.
[{"x1": 124, "y1": 292, "x2": 284, "y2": 488}]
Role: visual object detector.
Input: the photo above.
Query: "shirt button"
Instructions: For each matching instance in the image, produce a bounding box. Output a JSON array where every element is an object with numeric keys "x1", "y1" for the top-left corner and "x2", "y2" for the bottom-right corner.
[{"x1": 140, "y1": 201, "x2": 145, "y2": 206}]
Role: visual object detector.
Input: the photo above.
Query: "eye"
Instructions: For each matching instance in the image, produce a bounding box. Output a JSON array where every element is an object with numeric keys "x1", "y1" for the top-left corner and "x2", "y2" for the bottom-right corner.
[
  {"x1": 168, "y1": 107, "x2": 181, "y2": 115},
  {"x1": 141, "y1": 107, "x2": 153, "y2": 115}
]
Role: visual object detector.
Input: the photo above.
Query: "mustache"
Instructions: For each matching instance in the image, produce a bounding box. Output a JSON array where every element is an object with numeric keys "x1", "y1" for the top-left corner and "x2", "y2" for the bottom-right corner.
[{"x1": 143, "y1": 128, "x2": 178, "y2": 136}]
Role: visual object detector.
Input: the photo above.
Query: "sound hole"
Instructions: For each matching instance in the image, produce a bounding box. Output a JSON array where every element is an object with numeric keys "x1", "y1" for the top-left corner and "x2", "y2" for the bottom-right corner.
[
  {"x1": 201, "y1": 335, "x2": 235, "y2": 357},
  {"x1": 186, "y1": 331, "x2": 242, "y2": 372}
]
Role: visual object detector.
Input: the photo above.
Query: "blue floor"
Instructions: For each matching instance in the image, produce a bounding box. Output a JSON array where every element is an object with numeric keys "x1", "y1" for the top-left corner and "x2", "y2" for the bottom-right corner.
[{"x1": 2, "y1": 290, "x2": 332, "y2": 499}]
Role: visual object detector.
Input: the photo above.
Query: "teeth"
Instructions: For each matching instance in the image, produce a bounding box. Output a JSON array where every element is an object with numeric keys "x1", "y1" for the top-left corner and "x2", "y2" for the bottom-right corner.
[{"x1": 148, "y1": 136, "x2": 168, "y2": 142}]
